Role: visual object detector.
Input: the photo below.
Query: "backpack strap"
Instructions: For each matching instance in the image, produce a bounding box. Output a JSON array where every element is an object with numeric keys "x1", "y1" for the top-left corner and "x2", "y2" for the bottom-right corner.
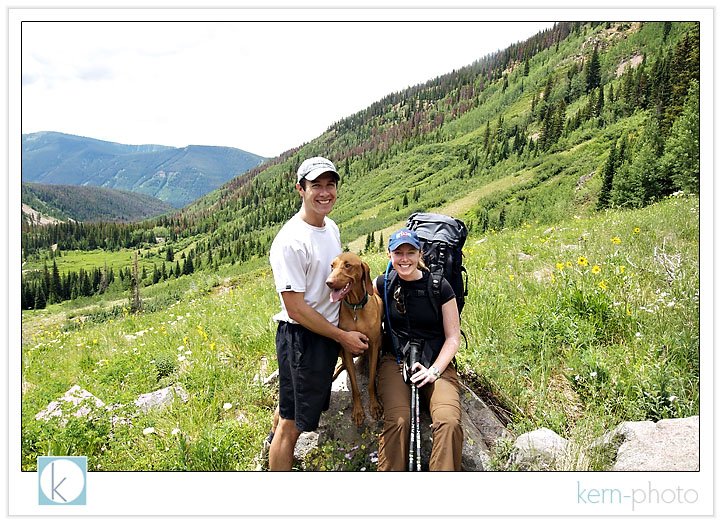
[{"x1": 427, "y1": 268, "x2": 443, "y2": 321}]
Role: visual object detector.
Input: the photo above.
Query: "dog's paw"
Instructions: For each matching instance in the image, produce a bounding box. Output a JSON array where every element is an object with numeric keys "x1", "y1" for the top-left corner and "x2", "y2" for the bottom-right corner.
[
  {"x1": 352, "y1": 408, "x2": 366, "y2": 426},
  {"x1": 370, "y1": 401, "x2": 383, "y2": 420}
]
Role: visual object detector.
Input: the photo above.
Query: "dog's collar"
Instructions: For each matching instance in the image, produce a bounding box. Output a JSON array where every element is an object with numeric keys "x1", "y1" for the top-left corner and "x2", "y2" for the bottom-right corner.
[
  {"x1": 344, "y1": 292, "x2": 368, "y2": 310},
  {"x1": 344, "y1": 292, "x2": 368, "y2": 323}
]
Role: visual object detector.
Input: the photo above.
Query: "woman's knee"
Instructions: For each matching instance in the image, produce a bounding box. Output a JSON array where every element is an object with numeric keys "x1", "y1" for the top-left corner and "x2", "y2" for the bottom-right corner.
[{"x1": 384, "y1": 409, "x2": 410, "y2": 433}]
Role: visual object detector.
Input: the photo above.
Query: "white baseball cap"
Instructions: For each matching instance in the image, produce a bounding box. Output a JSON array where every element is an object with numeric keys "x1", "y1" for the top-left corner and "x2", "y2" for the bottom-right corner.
[{"x1": 296, "y1": 156, "x2": 340, "y2": 184}]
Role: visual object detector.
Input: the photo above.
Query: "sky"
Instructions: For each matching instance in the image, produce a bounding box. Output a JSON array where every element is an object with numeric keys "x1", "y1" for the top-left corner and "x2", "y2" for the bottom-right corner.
[{"x1": 21, "y1": 19, "x2": 555, "y2": 158}]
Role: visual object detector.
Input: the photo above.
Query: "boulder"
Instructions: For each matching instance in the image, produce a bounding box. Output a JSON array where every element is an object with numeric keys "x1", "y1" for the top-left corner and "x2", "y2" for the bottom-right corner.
[
  {"x1": 35, "y1": 385, "x2": 106, "y2": 425},
  {"x1": 512, "y1": 428, "x2": 571, "y2": 470},
  {"x1": 597, "y1": 416, "x2": 699, "y2": 471},
  {"x1": 293, "y1": 360, "x2": 502, "y2": 471},
  {"x1": 134, "y1": 384, "x2": 189, "y2": 413}
]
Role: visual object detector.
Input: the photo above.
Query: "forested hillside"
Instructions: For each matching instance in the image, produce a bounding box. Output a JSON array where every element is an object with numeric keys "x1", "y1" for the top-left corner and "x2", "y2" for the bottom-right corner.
[
  {"x1": 22, "y1": 183, "x2": 176, "y2": 224},
  {"x1": 21, "y1": 21, "x2": 699, "y2": 309}
]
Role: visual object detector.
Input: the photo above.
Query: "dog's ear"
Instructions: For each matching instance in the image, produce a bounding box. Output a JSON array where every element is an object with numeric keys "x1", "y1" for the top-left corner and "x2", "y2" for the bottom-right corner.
[{"x1": 362, "y1": 261, "x2": 373, "y2": 295}]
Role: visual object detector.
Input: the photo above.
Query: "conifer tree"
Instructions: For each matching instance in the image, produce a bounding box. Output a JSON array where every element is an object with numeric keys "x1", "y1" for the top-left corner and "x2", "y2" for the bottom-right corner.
[
  {"x1": 49, "y1": 260, "x2": 61, "y2": 304},
  {"x1": 597, "y1": 139, "x2": 617, "y2": 210},
  {"x1": 660, "y1": 80, "x2": 700, "y2": 194},
  {"x1": 585, "y1": 45, "x2": 601, "y2": 93},
  {"x1": 129, "y1": 251, "x2": 142, "y2": 313},
  {"x1": 34, "y1": 285, "x2": 46, "y2": 310}
]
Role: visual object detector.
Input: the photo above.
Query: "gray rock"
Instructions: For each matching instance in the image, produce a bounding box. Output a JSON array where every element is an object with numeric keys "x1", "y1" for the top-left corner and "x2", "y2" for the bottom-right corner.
[
  {"x1": 512, "y1": 428, "x2": 571, "y2": 470},
  {"x1": 35, "y1": 385, "x2": 106, "y2": 425},
  {"x1": 599, "y1": 416, "x2": 699, "y2": 471},
  {"x1": 294, "y1": 359, "x2": 499, "y2": 471},
  {"x1": 134, "y1": 384, "x2": 189, "y2": 412}
]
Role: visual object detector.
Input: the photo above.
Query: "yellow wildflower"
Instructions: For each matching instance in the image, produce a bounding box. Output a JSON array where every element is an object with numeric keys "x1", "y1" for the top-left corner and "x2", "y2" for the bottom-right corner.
[
  {"x1": 566, "y1": 261, "x2": 573, "y2": 268},
  {"x1": 509, "y1": 275, "x2": 514, "y2": 282},
  {"x1": 577, "y1": 256, "x2": 588, "y2": 266},
  {"x1": 592, "y1": 265, "x2": 601, "y2": 274},
  {"x1": 611, "y1": 237, "x2": 621, "y2": 244},
  {"x1": 619, "y1": 265, "x2": 625, "y2": 274},
  {"x1": 556, "y1": 262, "x2": 565, "y2": 271},
  {"x1": 634, "y1": 228, "x2": 640, "y2": 234},
  {"x1": 598, "y1": 281, "x2": 607, "y2": 290}
]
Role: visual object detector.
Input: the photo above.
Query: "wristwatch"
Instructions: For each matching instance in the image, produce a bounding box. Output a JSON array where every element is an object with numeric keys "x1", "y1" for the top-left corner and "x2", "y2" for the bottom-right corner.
[{"x1": 429, "y1": 366, "x2": 441, "y2": 379}]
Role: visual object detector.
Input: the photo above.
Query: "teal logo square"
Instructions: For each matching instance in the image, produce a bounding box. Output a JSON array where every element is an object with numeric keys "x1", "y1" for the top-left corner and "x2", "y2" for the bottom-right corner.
[{"x1": 38, "y1": 456, "x2": 87, "y2": 505}]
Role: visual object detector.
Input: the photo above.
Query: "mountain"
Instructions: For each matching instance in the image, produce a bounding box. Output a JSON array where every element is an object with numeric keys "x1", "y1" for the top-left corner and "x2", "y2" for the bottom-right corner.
[
  {"x1": 21, "y1": 131, "x2": 268, "y2": 207},
  {"x1": 22, "y1": 22, "x2": 699, "y2": 274},
  {"x1": 22, "y1": 182, "x2": 176, "y2": 224}
]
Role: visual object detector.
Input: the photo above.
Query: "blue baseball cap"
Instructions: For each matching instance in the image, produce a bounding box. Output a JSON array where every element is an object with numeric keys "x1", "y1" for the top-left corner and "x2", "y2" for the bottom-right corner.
[{"x1": 388, "y1": 229, "x2": 421, "y2": 251}]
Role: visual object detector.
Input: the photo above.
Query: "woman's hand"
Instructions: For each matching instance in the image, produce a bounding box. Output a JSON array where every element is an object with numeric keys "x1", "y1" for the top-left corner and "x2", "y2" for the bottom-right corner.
[{"x1": 410, "y1": 362, "x2": 439, "y2": 387}]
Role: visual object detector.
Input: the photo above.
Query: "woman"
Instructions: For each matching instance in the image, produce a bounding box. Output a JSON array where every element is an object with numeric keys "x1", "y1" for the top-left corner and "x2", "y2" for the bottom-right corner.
[{"x1": 372, "y1": 228, "x2": 463, "y2": 471}]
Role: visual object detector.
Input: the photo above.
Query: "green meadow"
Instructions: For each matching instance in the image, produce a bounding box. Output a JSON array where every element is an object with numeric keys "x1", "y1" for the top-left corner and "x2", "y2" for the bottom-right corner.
[{"x1": 21, "y1": 193, "x2": 699, "y2": 471}]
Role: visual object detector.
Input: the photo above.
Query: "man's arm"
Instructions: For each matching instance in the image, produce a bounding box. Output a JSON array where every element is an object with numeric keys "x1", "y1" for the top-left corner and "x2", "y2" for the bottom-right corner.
[{"x1": 281, "y1": 291, "x2": 368, "y2": 355}]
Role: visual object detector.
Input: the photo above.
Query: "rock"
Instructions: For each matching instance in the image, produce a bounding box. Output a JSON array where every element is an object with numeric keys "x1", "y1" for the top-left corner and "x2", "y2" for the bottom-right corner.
[
  {"x1": 512, "y1": 428, "x2": 571, "y2": 470},
  {"x1": 35, "y1": 385, "x2": 106, "y2": 425},
  {"x1": 294, "y1": 359, "x2": 499, "y2": 471},
  {"x1": 597, "y1": 416, "x2": 699, "y2": 471},
  {"x1": 134, "y1": 384, "x2": 189, "y2": 412},
  {"x1": 517, "y1": 252, "x2": 533, "y2": 261}
]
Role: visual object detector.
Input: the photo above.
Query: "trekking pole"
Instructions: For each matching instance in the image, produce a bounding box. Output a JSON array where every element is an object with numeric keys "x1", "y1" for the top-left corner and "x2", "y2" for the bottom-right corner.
[
  {"x1": 403, "y1": 340, "x2": 423, "y2": 471},
  {"x1": 414, "y1": 383, "x2": 421, "y2": 471},
  {"x1": 409, "y1": 383, "x2": 416, "y2": 472}
]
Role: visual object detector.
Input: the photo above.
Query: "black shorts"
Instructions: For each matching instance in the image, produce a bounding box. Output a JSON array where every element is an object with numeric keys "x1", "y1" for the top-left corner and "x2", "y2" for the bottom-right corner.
[{"x1": 276, "y1": 321, "x2": 339, "y2": 432}]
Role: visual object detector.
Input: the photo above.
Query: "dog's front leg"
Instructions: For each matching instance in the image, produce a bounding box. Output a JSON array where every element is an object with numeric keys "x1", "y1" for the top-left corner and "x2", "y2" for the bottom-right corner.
[
  {"x1": 367, "y1": 341, "x2": 383, "y2": 420},
  {"x1": 341, "y1": 349, "x2": 365, "y2": 426}
]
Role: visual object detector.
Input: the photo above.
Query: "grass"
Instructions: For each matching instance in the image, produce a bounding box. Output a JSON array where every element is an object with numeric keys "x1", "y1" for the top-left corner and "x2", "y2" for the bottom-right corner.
[{"x1": 20, "y1": 193, "x2": 699, "y2": 472}]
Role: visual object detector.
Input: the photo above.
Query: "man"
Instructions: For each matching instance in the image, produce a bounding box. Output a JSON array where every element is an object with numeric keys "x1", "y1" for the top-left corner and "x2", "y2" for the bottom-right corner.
[{"x1": 268, "y1": 156, "x2": 369, "y2": 471}]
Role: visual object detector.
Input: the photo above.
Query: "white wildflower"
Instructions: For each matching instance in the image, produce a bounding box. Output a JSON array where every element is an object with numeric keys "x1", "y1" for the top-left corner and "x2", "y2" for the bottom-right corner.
[
  {"x1": 223, "y1": 403, "x2": 232, "y2": 410},
  {"x1": 172, "y1": 428, "x2": 181, "y2": 435},
  {"x1": 178, "y1": 355, "x2": 186, "y2": 362},
  {"x1": 143, "y1": 427, "x2": 155, "y2": 435}
]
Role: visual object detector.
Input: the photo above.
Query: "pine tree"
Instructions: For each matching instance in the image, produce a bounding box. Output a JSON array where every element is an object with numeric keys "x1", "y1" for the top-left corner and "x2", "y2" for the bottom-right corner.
[
  {"x1": 49, "y1": 260, "x2": 61, "y2": 304},
  {"x1": 585, "y1": 45, "x2": 601, "y2": 93},
  {"x1": 660, "y1": 80, "x2": 700, "y2": 194},
  {"x1": 129, "y1": 251, "x2": 142, "y2": 313},
  {"x1": 183, "y1": 255, "x2": 194, "y2": 275},
  {"x1": 34, "y1": 285, "x2": 46, "y2": 310},
  {"x1": 597, "y1": 139, "x2": 617, "y2": 210}
]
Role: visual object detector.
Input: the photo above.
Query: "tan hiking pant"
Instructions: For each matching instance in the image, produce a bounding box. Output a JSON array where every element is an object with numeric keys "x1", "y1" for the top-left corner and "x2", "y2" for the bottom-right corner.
[{"x1": 377, "y1": 353, "x2": 463, "y2": 471}]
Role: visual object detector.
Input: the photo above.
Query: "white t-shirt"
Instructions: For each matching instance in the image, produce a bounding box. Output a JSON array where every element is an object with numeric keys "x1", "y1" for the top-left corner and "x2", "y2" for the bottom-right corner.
[{"x1": 269, "y1": 212, "x2": 342, "y2": 325}]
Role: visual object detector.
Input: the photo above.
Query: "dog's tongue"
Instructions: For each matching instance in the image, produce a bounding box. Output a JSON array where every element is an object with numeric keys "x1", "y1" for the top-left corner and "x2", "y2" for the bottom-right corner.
[{"x1": 329, "y1": 283, "x2": 350, "y2": 303}]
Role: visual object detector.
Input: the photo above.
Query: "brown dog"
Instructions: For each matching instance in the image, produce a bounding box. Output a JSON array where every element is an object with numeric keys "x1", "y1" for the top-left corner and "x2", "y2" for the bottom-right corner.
[{"x1": 325, "y1": 252, "x2": 384, "y2": 426}]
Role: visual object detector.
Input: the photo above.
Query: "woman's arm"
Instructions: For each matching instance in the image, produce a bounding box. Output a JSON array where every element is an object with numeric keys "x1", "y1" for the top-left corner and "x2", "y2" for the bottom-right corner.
[{"x1": 411, "y1": 297, "x2": 460, "y2": 387}]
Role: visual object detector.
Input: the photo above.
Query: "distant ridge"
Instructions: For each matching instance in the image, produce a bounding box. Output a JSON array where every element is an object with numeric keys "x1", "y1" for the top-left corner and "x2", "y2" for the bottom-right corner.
[
  {"x1": 22, "y1": 131, "x2": 268, "y2": 207},
  {"x1": 22, "y1": 182, "x2": 177, "y2": 224}
]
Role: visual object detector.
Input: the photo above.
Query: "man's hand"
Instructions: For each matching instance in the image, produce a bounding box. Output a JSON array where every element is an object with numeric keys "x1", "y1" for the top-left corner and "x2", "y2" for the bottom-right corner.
[{"x1": 339, "y1": 330, "x2": 368, "y2": 356}]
